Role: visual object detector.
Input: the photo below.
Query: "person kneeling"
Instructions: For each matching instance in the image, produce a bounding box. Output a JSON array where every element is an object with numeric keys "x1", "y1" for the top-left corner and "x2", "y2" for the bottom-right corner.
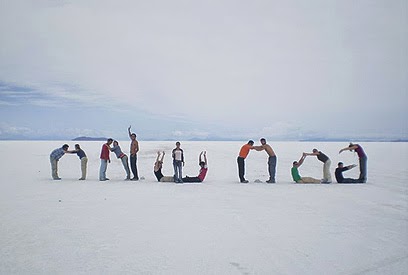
[{"x1": 182, "y1": 151, "x2": 208, "y2": 183}]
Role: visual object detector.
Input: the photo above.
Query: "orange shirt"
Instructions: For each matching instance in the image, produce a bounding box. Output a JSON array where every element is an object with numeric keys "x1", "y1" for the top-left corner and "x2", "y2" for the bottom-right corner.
[{"x1": 239, "y1": 144, "x2": 252, "y2": 158}]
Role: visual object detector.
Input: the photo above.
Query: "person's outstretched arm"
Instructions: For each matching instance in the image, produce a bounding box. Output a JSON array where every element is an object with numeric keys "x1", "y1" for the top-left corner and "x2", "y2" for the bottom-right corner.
[
  {"x1": 128, "y1": 125, "x2": 132, "y2": 138},
  {"x1": 198, "y1": 152, "x2": 203, "y2": 165},
  {"x1": 304, "y1": 151, "x2": 318, "y2": 156},
  {"x1": 156, "y1": 151, "x2": 161, "y2": 162},
  {"x1": 297, "y1": 154, "x2": 306, "y2": 167},
  {"x1": 203, "y1": 151, "x2": 207, "y2": 165},
  {"x1": 339, "y1": 145, "x2": 357, "y2": 154},
  {"x1": 161, "y1": 151, "x2": 165, "y2": 162}
]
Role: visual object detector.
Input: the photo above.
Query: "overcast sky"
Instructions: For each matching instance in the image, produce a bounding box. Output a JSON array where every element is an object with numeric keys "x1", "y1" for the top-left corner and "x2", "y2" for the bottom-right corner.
[{"x1": 0, "y1": 0, "x2": 407, "y2": 140}]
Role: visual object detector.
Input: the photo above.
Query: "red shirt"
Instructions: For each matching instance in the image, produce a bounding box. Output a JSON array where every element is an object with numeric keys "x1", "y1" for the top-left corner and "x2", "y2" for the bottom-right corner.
[
  {"x1": 100, "y1": 144, "x2": 110, "y2": 160},
  {"x1": 198, "y1": 167, "x2": 208, "y2": 182},
  {"x1": 239, "y1": 144, "x2": 252, "y2": 158}
]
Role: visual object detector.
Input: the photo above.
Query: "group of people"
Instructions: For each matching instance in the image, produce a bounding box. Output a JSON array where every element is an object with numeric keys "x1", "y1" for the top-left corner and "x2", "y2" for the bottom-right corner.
[
  {"x1": 50, "y1": 130, "x2": 367, "y2": 184},
  {"x1": 153, "y1": 146, "x2": 208, "y2": 184},
  {"x1": 49, "y1": 127, "x2": 208, "y2": 184},
  {"x1": 237, "y1": 138, "x2": 367, "y2": 184}
]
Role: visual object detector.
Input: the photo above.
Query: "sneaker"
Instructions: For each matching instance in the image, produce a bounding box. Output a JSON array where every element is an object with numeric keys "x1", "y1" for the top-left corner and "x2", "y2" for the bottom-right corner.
[
  {"x1": 266, "y1": 180, "x2": 275, "y2": 183},
  {"x1": 241, "y1": 180, "x2": 249, "y2": 183},
  {"x1": 53, "y1": 177, "x2": 62, "y2": 180},
  {"x1": 131, "y1": 177, "x2": 139, "y2": 181},
  {"x1": 78, "y1": 178, "x2": 85, "y2": 180},
  {"x1": 321, "y1": 180, "x2": 331, "y2": 184}
]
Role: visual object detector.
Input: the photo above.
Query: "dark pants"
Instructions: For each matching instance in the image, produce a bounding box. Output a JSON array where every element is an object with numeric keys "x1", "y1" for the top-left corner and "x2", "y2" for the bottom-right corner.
[
  {"x1": 268, "y1": 156, "x2": 277, "y2": 182},
  {"x1": 340, "y1": 178, "x2": 361, "y2": 183},
  {"x1": 182, "y1": 176, "x2": 201, "y2": 183},
  {"x1": 237, "y1": 157, "x2": 245, "y2": 182},
  {"x1": 359, "y1": 156, "x2": 367, "y2": 183},
  {"x1": 130, "y1": 155, "x2": 139, "y2": 180}
]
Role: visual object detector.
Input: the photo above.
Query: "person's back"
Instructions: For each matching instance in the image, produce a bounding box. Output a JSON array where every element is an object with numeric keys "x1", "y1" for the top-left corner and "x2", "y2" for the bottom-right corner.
[
  {"x1": 111, "y1": 144, "x2": 124, "y2": 159},
  {"x1": 335, "y1": 167, "x2": 346, "y2": 183},
  {"x1": 197, "y1": 165, "x2": 208, "y2": 182},
  {"x1": 291, "y1": 166, "x2": 301, "y2": 182}
]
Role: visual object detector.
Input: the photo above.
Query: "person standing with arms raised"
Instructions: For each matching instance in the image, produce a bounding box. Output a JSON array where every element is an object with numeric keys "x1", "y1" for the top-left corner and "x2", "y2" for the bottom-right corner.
[
  {"x1": 128, "y1": 126, "x2": 139, "y2": 181},
  {"x1": 237, "y1": 140, "x2": 255, "y2": 183}
]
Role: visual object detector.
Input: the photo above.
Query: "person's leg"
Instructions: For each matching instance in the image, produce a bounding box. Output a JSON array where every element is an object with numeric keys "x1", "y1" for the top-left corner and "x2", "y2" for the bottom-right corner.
[
  {"x1": 341, "y1": 178, "x2": 360, "y2": 183},
  {"x1": 133, "y1": 155, "x2": 139, "y2": 180},
  {"x1": 50, "y1": 157, "x2": 59, "y2": 179},
  {"x1": 160, "y1": 176, "x2": 175, "y2": 182},
  {"x1": 173, "y1": 161, "x2": 178, "y2": 182},
  {"x1": 99, "y1": 160, "x2": 107, "y2": 180},
  {"x1": 323, "y1": 160, "x2": 332, "y2": 182},
  {"x1": 121, "y1": 155, "x2": 131, "y2": 179},
  {"x1": 237, "y1": 157, "x2": 246, "y2": 182},
  {"x1": 80, "y1": 157, "x2": 88, "y2": 180},
  {"x1": 359, "y1": 156, "x2": 367, "y2": 183},
  {"x1": 267, "y1": 156, "x2": 277, "y2": 183},
  {"x1": 301, "y1": 177, "x2": 321, "y2": 183},
  {"x1": 177, "y1": 161, "x2": 183, "y2": 182},
  {"x1": 182, "y1": 176, "x2": 201, "y2": 183},
  {"x1": 130, "y1": 155, "x2": 137, "y2": 179}
]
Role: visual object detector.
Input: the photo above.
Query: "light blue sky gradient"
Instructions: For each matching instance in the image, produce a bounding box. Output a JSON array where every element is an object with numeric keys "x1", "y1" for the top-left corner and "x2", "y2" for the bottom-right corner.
[{"x1": 0, "y1": 0, "x2": 407, "y2": 140}]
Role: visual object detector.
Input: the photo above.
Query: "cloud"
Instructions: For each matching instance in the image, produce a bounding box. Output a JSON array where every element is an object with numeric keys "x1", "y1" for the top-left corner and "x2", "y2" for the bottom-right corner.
[{"x1": 0, "y1": 1, "x2": 407, "y2": 140}]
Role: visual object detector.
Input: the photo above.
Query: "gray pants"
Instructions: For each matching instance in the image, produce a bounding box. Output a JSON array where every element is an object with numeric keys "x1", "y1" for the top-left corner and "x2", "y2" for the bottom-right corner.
[
  {"x1": 99, "y1": 159, "x2": 108, "y2": 180},
  {"x1": 268, "y1": 156, "x2": 277, "y2": 182},
  {"x1": 121, "y1": 155, "x2": 131, "y2": 178},
  {"x1": 50, "y1": 157, "x2": 59, "y2": 179},
  {"x1": 323, "y1": 160, "x2": 332, "y2": 182},
  {"x1": 359, "y1": 156, "x2": 368, "y2": 183},
  {"x1": 80, "y1": 157, "x2": 88, "y2": 179}
]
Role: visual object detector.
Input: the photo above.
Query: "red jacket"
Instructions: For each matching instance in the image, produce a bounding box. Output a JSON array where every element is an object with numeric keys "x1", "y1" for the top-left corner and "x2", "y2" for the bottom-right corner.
[{"x1": 100, "y1": 143, "x2": 110, "y2": 160}]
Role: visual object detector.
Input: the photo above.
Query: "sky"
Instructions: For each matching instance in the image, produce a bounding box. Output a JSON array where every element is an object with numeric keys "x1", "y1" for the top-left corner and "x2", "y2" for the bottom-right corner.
[{"x1": 0, "y1": 0, "x2": 407, "y2": 140}]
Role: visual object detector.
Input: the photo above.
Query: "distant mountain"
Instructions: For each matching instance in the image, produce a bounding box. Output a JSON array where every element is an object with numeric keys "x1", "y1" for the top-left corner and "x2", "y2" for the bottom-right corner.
[{"x1": 72, "y1": 136, "x2": 107, "y2": 141}]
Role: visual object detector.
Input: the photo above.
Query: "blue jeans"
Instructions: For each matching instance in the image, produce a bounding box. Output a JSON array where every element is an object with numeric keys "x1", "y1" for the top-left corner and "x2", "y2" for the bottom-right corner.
[
  {"x1": 268, "y1": 156, "x2": 277, "y2": 182},
  {"x1": 99, "y1": 159, "x2": 108, "y2": 180},
  {"x1": 359, "y1": 156, "x2": 368, "y2": 183},
  {"x1": 173, "y1": 160, "x2": 183, "y2": 182},
  {"x1": 130, "y1": 155, "x2": 139, "y2": 179},
  {"x1": 121, "y1": 155, "x2": 131, "y2": 178}
]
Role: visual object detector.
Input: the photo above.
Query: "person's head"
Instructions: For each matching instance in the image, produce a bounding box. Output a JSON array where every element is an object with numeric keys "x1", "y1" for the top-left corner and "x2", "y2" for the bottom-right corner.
[
  {"x1": 338, "y1": 162, "x2": 344, "y2": 168},
  {"x1": 107, "y1": 138, "x2": 113, "y2": 145},
  {"x1": 292, "y1": 160, "x2": 298, "y2": 166},
  {"x1": 75, "y1": 144, "x2": 80, "y2": 150},
  {"x1": 199, "y1": 161, "x2": 205, "y2": 167},
  {"x1": 260, "y1": 138, "x2": 266, "y2": 145},
  {"x1": 62, "y1": 144, "x2": 69, "y2": 150},
  {"x1": 130, "y1": 133, "x2": 136, "y2": 140},
  {"x1": 312, "y1": 148, "x2": 318, "y2": 153},
  {"x1": 113, "y1": 140, "x2": 119, "y2": 146},
  {"x1": 176, "y1": 141, "x2": 181, "y2": 148},
  {"x1": 248, "y1": 140, "x2": 254, "y2": 145}
]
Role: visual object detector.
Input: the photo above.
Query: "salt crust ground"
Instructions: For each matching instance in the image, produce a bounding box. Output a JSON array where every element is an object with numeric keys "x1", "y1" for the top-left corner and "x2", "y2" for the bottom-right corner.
[{"x1": 0, "y1": 141, "x2": 407, "y2": 274}]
